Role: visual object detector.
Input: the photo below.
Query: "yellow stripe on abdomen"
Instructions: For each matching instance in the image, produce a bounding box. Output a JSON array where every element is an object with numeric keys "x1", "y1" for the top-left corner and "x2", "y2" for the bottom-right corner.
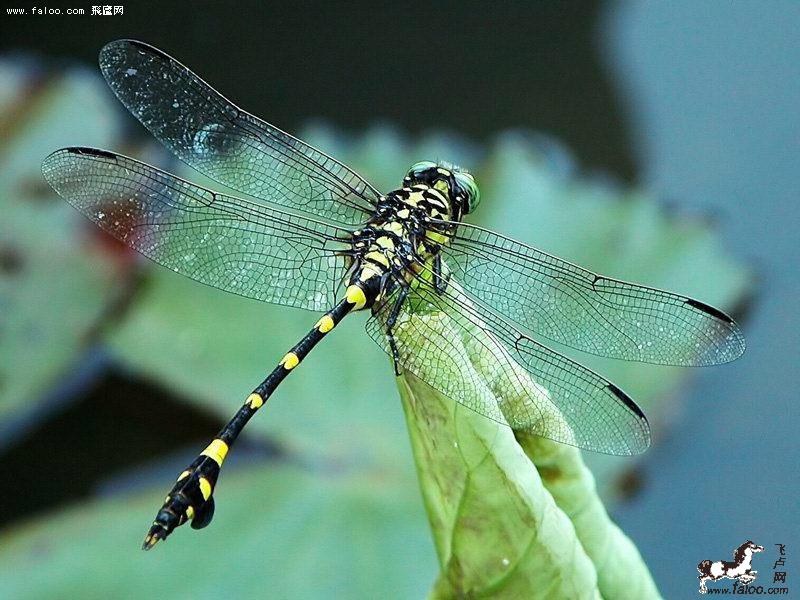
[
  {"x1": 346, "y1": 285, "x2": 367, "y2": 310},
  {"x1": 315, "y1": 314, "x2": 335, "y2": 333},
  {"x1": 280, "y1": 352, "x2": 300, "y2": 370},
  {"x1": 200, "y1": 439, "x2": 229, "y2": 466}
]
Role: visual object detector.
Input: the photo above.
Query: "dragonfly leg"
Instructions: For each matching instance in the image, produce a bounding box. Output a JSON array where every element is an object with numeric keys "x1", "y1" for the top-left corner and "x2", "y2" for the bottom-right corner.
[
  {"x1": 384, "y1": 284, "x2": 410, "y2": 376},
  {"x1": 142, "y1": 298, "x2": 354, "y2": 550},
  {"x1": 432, "y1": 254, "x2": 450, "y2": 293}
]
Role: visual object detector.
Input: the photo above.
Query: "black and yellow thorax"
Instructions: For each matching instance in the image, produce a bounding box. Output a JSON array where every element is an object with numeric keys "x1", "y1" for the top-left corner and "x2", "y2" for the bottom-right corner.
[
  {"x1": 344, "y1": 189, "x2": 456, "y2": 311},
  {"x1": 343, "y1": 162, "x2": 480, "y2": 312}
]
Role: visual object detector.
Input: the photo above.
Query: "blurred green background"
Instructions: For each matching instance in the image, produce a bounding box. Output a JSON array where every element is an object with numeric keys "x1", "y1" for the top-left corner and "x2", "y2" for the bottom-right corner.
[{"x1": 0, "y1": 1, "x2": 797, "y2": 598}]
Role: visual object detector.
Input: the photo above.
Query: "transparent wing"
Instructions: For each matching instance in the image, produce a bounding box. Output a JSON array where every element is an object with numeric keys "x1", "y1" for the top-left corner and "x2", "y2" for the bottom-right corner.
[
  {"x1": 366, "y1": 275, "x2": 650, "y2": 456},
  {"x1": 42, "y1": 147, "x2": 352, "y2": 311},
  {"x1": 99, "y1": 39, "x2": 380, "y2": 226},
  {"x1": 442, "y1": 222, "x2": 745, "y2": 366}
]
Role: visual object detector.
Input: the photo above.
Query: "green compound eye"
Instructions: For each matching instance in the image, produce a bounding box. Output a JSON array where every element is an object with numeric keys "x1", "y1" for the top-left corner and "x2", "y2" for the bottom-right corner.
[
  {"x1": 455, "y1": 171, "x2": 480, "y2": 213},
  {"x1": 406, "y1": 160, "x2": 438, "y2": 181}
]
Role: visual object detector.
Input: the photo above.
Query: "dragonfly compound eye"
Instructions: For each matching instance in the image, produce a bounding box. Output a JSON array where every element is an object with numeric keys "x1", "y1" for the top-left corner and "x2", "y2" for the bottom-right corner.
[
  {"x1": 405, "y1": 160, "x2": 438, "y2": 184},
  {"x1": 454, "y1": 171, "x2": 480, "y2": 213}
]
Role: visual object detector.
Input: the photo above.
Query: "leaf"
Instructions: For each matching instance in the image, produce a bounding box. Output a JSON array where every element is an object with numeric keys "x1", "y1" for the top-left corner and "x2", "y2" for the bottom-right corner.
[
  {"x1": 0, "y1": 57, "x2": 749, "y2": 600},
  {"x1": 517, "y1": 435, "x2": 661, "y2": 599},
  {"x1": 398, "y1": 366, "x2": 661, "y2": 597},
  {"x1": 0, "y1": 61, "x2": 127, "y2": 430},
  {"x1": 399, "y1": 374, "x2": 601, "y2": 599},
  {"x1": 0, "y1": 461, "x2": 436, "y2": 599}
]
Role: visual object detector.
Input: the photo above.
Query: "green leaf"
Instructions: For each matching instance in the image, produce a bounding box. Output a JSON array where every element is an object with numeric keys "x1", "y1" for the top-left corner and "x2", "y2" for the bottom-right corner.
[
  {"x1": 395, "y1": 300, "x2": 662, "y2": 598},
  {"x1": 0, "y1": 462, "x2": 436, "y2": 600},
  {"x1": 518, "y1": 435, "x2": 661, "y2": 599},
  {"x1": 0, "y1": 61, "x2": 125, "y2": 424},
  {"x1": 399, "y1": 375, "x2": 601, "y2": 599}
]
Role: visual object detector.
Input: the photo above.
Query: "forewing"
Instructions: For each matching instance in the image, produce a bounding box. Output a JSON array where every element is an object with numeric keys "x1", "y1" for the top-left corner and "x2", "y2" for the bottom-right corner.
[
  {"x1": 99, "y1": 39, "x2": 380, "y2": 225},
  {"x1": 366, "y1": 276, "x2": 650, "y2": 455},
  {"x1": 443, "y1": 222, "x2": 745, "y2": 366},
  {"x1": 42, "y1": 147, "x2": 350, "y2": 311}
]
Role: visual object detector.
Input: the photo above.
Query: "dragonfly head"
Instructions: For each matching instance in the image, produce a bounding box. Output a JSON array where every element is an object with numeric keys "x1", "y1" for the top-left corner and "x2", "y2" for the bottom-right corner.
[{"x1": 404, "y1": 161, "x2": 481, "y2": 217}]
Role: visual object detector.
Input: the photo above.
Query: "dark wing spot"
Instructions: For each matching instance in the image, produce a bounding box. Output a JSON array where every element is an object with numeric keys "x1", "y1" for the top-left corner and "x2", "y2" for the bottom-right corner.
[
  {"x1": 606, "y1": 382, "x2": 647, "y2": 420},
  {"x1": 124, "y1": 39, "x2": 170, "y2": 58},
  {"x1": 67, "y1": 147, "x2": 119, "y2": 161},
  {"x1": 685, "y1": 298, "x2": 734, "y2": 324}
]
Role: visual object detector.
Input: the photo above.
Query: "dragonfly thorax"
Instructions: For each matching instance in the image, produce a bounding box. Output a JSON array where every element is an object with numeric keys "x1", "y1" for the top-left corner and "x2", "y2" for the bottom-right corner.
[{"x1": 345, "y1": 184, "x2": 461, "y2": 312}]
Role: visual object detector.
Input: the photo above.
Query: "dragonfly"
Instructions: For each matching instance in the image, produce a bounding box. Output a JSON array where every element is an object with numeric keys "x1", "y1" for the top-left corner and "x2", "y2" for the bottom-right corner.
[{"x1": 42, "y1": 40, "x2": 746, "y2": 550}]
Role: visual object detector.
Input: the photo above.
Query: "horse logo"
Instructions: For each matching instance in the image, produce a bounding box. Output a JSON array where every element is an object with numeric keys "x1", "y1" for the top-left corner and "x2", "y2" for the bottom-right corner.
[{"x1": 697, "y1": 540, "x2": 764, "y2": 593}]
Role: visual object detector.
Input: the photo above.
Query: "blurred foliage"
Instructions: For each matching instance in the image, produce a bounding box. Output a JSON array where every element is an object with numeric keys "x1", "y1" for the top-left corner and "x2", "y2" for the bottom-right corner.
[
  {"x1": 0, "y1": 60, "x2": 127, "y2": 429},
  {"x1": 0, "y1": 463, "x2": 433, "y2": 599},
  {"x1": 0, "y1": 61, "x2": 751, "y2": 598}
]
